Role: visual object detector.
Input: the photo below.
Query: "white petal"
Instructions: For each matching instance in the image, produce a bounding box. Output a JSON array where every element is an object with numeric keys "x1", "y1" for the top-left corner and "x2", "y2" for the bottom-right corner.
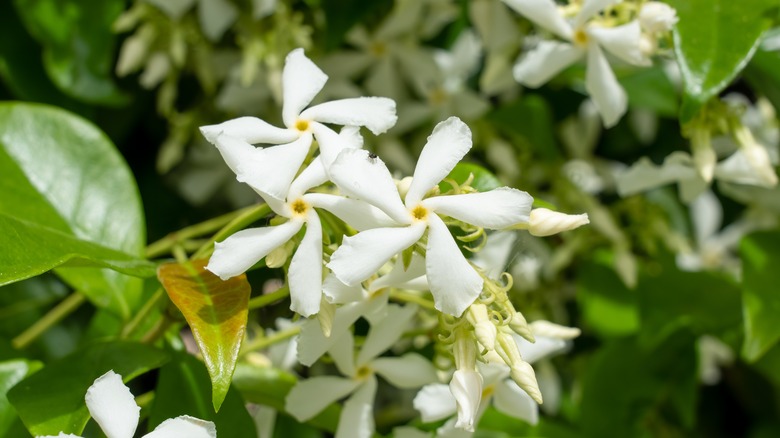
[
  {"x1": 236, "y1": 132, "x2": 313, "y2": 200},
  {"x1": 426, "y1": 214, "x2": 483, "y2": 317},
  {"x1": 513, "y1": 40, "x2": 583, "y2": 88},
  {"x1": 327, "y1": 223, "x2": 427, "y2": 287},
  {"x1": 589, "y1": 21, "x2": 650, "y2": 66},
  {"x1": 328, "y1": 329, "x2": 356, "y2": 377},
  {"x1": 285, "y1": 376, "x2": 361, "y2": 421},
  {"x1": 144, "y1": 416, "x2": 217, "y2": 438},
  {"x1": 211, "y1": 134, "x2": 258, "y2": 175},
  {"x1": 335, "y1": 377, "x2": 378, "y2": 438},
  {"x1": 323, "y1": 273, "x2": 365, "y2": 304},
  {"x1": 492, "y1": 380, "x2": 538, "y2": 425},
  {"x1": 356, "y1": 304, "x2": 417, "y2": 366},
  {"x1": 306, "y1": 193, "x2": 398, "y2": 231},
  {"x1": 199, "y1": 117, "x2": 297, "y2": 145},
  {"x1": 575, "y1": 0, "x2": 621, "y2": 27},
  {"x1": 301, "y1": 97, "x2": 398, "y2": 135},
  {"x1": 585, "y1": 43, "x2": 627, "y2": 128},
  {"x1": 690, "y1": 191, "x2": 722, "y2": 246},
  {"x1": 406, "y1": 117, "x2": 473, "y2": 207},
  {"x1": 423, "y1": 188, "x2": 533, "y2": 229},
  {"x1": 288, "y1": 211, "x2": 323, "y2": 317},
  {"x1": 288, "y1": 157, "x2": 328, "y2": 200},
  {"x1": 37, "y1": 434, "x2": 82, "y2": 438},
  {"x1": 514, "y1": 334, "x2": 568, "y2": 364},
  {"x1": 206, "y1": 220, "x2": 303, "y2": 280},
  {"x1": 449, "y1": 370, "x2": 483, "y2": 432},
  {"x1": 329, "y1": 148, "x2": 411, "y2": 224},
  {"x1": 536, "y1": 360, "x2": 562, "y2": 415},
  {"x1": 372, "y1": 353, "x2": 438, "y2": 389},
  {"x1": 282, "y1": 49, "x2": 328, "y2": 127},
  {"x1": 501, "y1": 0, "x2": 573, "y2": 40},
  {"x1": 310, "y1": 123, "x2": 362, "y2": 171},
  {"x1": 615, "y1": 152, "x2": 701, "y2": 197},
  {"x1": 369, "y1": 253, "x2": 426, "y2": 292},
  {"x1": 413, "y1": 384, "x2": 457, "y2": 422},
  {"x1": 85, "y1": 371, "x2": 139, "y2": 438}
]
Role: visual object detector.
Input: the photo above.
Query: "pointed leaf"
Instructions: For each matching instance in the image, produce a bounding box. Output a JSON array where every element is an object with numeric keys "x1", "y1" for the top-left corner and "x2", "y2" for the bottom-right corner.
[
  {"x1": 0, "y1": 103, "x2": 147, "y2": 319},
  {"x1": 7, "y1": 341, "x2": 168, "y2": 436},
  {"x1": 0, "y1": 359, "x2": 41, "y2": 437},
  {"x1": 158, "y1": 259, "x2": 250, "y2": 411}
]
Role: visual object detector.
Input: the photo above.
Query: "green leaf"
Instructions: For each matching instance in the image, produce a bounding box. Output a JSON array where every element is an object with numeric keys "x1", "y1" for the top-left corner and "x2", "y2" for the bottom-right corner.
[
  {"x1": 741, "y1": 231, "x2": 780, "y2": 362},
  {"x1": 0, "y1": 359, "x2": 40, "y2": 437},
  {"x1": 439, "y1": 162, "x2": 502, "y2": 193},
  {"x1": 0, "y1": 103, "x2": 148, "y2": 319},
  {"x1": 150, "y1": 352, "x2": 255, "y2": 438},
  {"x1": 12, "y1": 0, "x2": 129, "y2": 106},
  {"x1": 621, "y1": 66, "x2": 679, "y2": 117},
  {"x1": 488, "y1": 94, "x2": 559, "y2": 160},
  {"x1": 576, "y1": 260, "x2": 639, "y2": 338},
  {"x1": 158, "y1": 260, "x2": 250, "y2": 411},
  {"x1": 7, "y1": 341, "x2": 168, "y2": 436},
  {"x1": 745, "y1": 44, "x2": 780, "y2": 111},
  {"x1": 668, "y1": 0, "x2": 777, "y2": 121}
]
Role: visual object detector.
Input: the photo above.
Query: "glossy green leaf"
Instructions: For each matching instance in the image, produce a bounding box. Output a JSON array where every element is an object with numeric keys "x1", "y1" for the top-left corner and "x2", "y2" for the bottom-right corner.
[
  {"x1": 150, "y1": 352, "x2": 255, "y2": 438},
  {"x1": 12, "y1": 0, "x2": 128, "y2": 106},
  {"x1": 668, "y1": 0, "x2": 777, "y2": 121},
  {"x1": 0, "y1": 359, "x2": 40, "y2": 437},
  {"x1": 621, "y1": 66, "x2": 679, "y2": 117},
  {"x1": 158, "y1": 260, "x2": 250, "y2": 411},
  {"x1": 7, "y1": 341, "x2": 168, "y2": 436},
  {"x1": 0, "y1": 103, "x2": 148, "y2": 319},
  {"x1": 440, "y1": 162, "x2": 503, "y2": 193},
  {"x1": 741, "y1": 231, "x2": 780, "y2": 362}
]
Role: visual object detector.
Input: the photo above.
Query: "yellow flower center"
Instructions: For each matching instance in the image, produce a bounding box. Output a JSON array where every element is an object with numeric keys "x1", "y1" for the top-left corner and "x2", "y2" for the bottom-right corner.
[
  {"x1": 482, "y1": 384, "x2": 495, "y2": 398},
  {"x1": 411, "y1": 205, "x2": 428, "y2": 221},
  {"x1": 370, "y1": 41, "x2": 387, "y2": 57},
  {"x1": 290, "y1": 198, "x2": 309, "y2": 217},
  {"x1": 295, "y1": 119, "x2": 310, "y2": 132},
  {"x1": 356, "y1": 365, "x2": 373, "y2": 380},
  {"x1": 573, "y1": 28, "x2": 589, "y2": 47}
]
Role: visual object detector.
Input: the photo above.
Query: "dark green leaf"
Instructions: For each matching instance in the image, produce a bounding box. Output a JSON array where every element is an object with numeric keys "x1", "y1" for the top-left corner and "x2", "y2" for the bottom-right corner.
[
  {"x1": 12, "y1": 0, "x2": 129, "y2": 106},
  {"x1": 488, "y1": 94, "x2": 559, "y2": 160},
  {"x1": 741, "y1": 231, "x2": 780, "y2": 362},
  {"x1": 668, "y1": 0, "x2": 777, "y2": 121},
  {"x1": 576, "y1": 260, "x2": 639, "y2": 338},
  {"x1": 7, "y1": 341, "x2": 168, "y2": 436},
  {"x1": 621, "y1": 66, "x2": 679, "y2": 117},
  {"x1": 745, "y1": 45, "x2": 780, "y2": 111},
  {"x1": 158, "y1": 260, "x2": 250, "y2": 411},
  {"x1": 150, "y1": 352, "x2": 255, "y2": 438},
  {"x1": 0, "y1": 103, "x2": 148, "y2": 319}
]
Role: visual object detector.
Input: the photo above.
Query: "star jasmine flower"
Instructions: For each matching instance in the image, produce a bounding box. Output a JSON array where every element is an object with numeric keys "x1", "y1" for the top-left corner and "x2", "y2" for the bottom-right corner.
[
  {"x1": 502, "y1": 0, "x2": 650, "y2": 127},
  {"x1": 199, "y1": 48, "x2": 398, "y2": 200},
  {"x1": 206, "y1": 150, "x2": 396, "y2": 317},
  {"x1": 327, "y1": 116, "x2": 534, "y2": 317},
  {"x1": 286, "y1": 305, "x2": 437, "y2": 438},
  {"x1": 38, "y1": 371, "x2": 216, "y2": 438}
]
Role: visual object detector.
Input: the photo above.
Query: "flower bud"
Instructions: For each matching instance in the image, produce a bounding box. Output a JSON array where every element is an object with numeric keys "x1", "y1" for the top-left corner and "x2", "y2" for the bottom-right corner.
[
  {"x1": 529, "y1": 320, "x2": 581, "y2": 340},
  {"x1": 510, "y1": 361, "x2": 543, "y2": 404},
  {"x1": 466, "y1": 304, "x2": 497, "y2": 350},
  {"x1": 396, "y1": 176, "x2": 414, "y2": 199},
  {"x1": 449, "y1": 369, "x2": 483, "y2": 431},
  {"x1": 317, "y1": 298, "x2": 336, "y2": 338},
  {"x1": 639, "y1": 2, "x2": 679, "y2": 33},
  {"x1": 265, "y1": 241, "x2": 293, "y2": 268},
  {"x1": 528, "y1": 208, "x2": 589, "y2": 237},
  {"x1": 509, "y1": 311, "x2": 535, "y2": 342}
]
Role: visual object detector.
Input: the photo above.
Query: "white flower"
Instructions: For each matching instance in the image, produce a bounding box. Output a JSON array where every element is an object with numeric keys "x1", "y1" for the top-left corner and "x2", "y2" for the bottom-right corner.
[
  {"x1": 200, "y1": 48, "x2": 397, "y2": 200},
  {"x1": 502, "y1": 0, "x2": 650, "y2": 127},
  {"x1": 206, "y1": 136, "x2": 396, "y2": 317},
  {"x1": 286, "y1": 305, "x2": 437, "y2": 438},
  {"x1": 327, "y1": 117, "x2": 534, "y2": 316},
  {"x1": 37, "y1": 371, "x2": 216, "y2": 438},
  {"x1": 528, "y1": 208, "x2": 590, "y2": 237},
  {"x1": 639, "y1": 2, "x2": 679, "y2": 34}
]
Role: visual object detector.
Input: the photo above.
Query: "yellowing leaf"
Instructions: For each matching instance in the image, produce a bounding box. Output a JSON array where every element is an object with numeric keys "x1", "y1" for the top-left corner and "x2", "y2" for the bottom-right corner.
[{"x1": 158, "y1": 259, "x2": 250, "y2": 411}]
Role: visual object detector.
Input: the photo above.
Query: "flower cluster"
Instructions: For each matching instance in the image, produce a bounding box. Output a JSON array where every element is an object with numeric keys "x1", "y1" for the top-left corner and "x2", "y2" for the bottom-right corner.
[{"x1": 200, "y1": 49, "x2": 588, "y2": 435}]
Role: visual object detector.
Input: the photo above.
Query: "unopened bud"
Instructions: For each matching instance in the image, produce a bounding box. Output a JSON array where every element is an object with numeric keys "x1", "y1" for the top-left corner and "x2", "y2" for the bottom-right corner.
[
  {"x1": 509, "y1": 311, "x2": 535, "y2": 343},
  {"x1": 449, "y1": 369, "x2": 483, "y2": 431},
  {"x1": 529, "y1": 208, "x2": 589, "y2": 237},
  {"x1": 639, "y1": 2, "x2": 678, "y2": 33},
  {"x1": 509, "y1": 361, "x2": 543, "y2": 404},
  {"x1": 691, "y1": 126, "x2": 716, "y2": 182},
  {"x1": 317, "y1": 298, "x2": 335, "y2": 338},
  {"x1": 529, "y1": 320, "x2": 581, "y2": 340},
  {"x1": 396, "y1": 176, "x2": 414, "y2": 199},
  {"x1": 265, "y1": 241, "x2": 293, "y2": 268},
  {"x1": 742, "y1": 139, "x2": 778, "y2": 187},
  {"x1": 466, "y1": 304, "x2": 497, "y2": 350}
]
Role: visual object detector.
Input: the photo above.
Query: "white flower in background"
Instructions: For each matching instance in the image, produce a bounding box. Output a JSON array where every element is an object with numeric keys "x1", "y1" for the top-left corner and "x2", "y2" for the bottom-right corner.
[
  {"x1": 286, "y1": 305, "x2": 437, "y2": 438},
  {"x1": 502, "y1": 0, "x2": 651, "y2": 127},
  {"x1": 639, "y1": 1, "x2": 679, "y2": 34},
  {"x1": 206, "y1": 130, "x2": 396, "y2": 316},
  {"x1": 413, "y1": 321, "x2": 579, "y2": 434},
  {"x1": 38, "y1": 371, "x2": 216, "y2": 438},
  {"x1": 327, "y1": 117, "x2": 534, "y2": 316},
  {"x1": 697, "y1": 335, "x2": 735, "y2": 385},
  {"x1": 200, "y1": 48, "x2": 397, "y2": 200}
]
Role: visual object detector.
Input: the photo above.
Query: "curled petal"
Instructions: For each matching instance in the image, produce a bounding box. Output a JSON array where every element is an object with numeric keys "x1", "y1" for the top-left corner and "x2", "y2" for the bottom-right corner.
[
  {"x1": 335, "y1": 377, "x2": 378, "y2": 438},
  {"x1": 282, "y1": 49, "x2": 328, "y2": 127},
  {"x1": 285, "y1": 376, "x2": 361, "y2": 421},
  {"x1": 328, "y1": 223, "x2": 427, "y2": 287},
  {"x1": 449, "y1": 370, "x2": 483, "y2": 432},
  {"x1": 414, "y1": 384, "x2": 457, "y2": 423},
  {"x1": 329, "y1": 148, "x2": 411, "y2": 224},
  {"x1": 493, "y1": 381, "x2": 539, "y2": 425},
  {"x1": 85, "y1": 371, "x2": 139, "y2": 438},
  {"x1": 501, "y1": 0, "x2": 573, "y2": 40},
  {"x1": 406, "y1": 117, "x2": 473, "y2": 207},
  {"x1": 288, "y1": 211, "x2": 323, "y2": 317},
  {"x1": 199, "y1": 117, "x2": 297, "y2": 145},
  {"x1": 426, "y1": 214, "x2": 483, "y2": 317},
  {"x1": 211, "y1": 134, "x2": 257, "y2": 175},
  {"x1": 306, "y1": 193, "x2": 398, "y2": 231},
  {"x1": 311, "y1": 123, "x2": 363, "y2": 171},
  {"x1": 144, "y1": 416, "x2": 217, "y2": 438},
  {"x1": 589, "y1": 21, "x2": 650, "y2": 66},
  {"x1": 513, "y1": 41, "x2": 583, "y2": 88},
  {"x1": 236, "y1": 133, "x2": 313, "y2": 200},
  {"x1": 301, "y1": 97, "x2": 398, "y2": 135},
  {"x1": 206, "y1": 220, "x2": 303, "y2": 280},
  {"x1": 423, "y1": 188, "x2": 533, "y2": 229},
  {"x1": 372, "y1": 353, "x2": 438, "y2": 389},
  {"x1": 585, "y1": 43, "x2": 627, "y2": 128}
]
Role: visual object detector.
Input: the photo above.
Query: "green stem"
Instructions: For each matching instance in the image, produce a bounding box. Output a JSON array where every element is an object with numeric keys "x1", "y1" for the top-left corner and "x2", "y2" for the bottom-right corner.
[
  {"x1": 145, "y1": 206, "x2": 259, "y2": 259},
  {"x1": 389, "y1": 290, "x2": 437, "y2": 311},
  {"x1": 247, "y1": 286, "x2": 290, "y2": 310},
  {"x1": 12, "y1": 292, "x2": 87, "y2": 349},
  {"x1": 192, "y1": 204, "x2": 271, "y2": 260},
  {"x1": 240, "y1": 325, "x2": 301, "y2": 357},
  {"x1": 121, "y1": 288, "x2": 166, "y2": 339}
]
